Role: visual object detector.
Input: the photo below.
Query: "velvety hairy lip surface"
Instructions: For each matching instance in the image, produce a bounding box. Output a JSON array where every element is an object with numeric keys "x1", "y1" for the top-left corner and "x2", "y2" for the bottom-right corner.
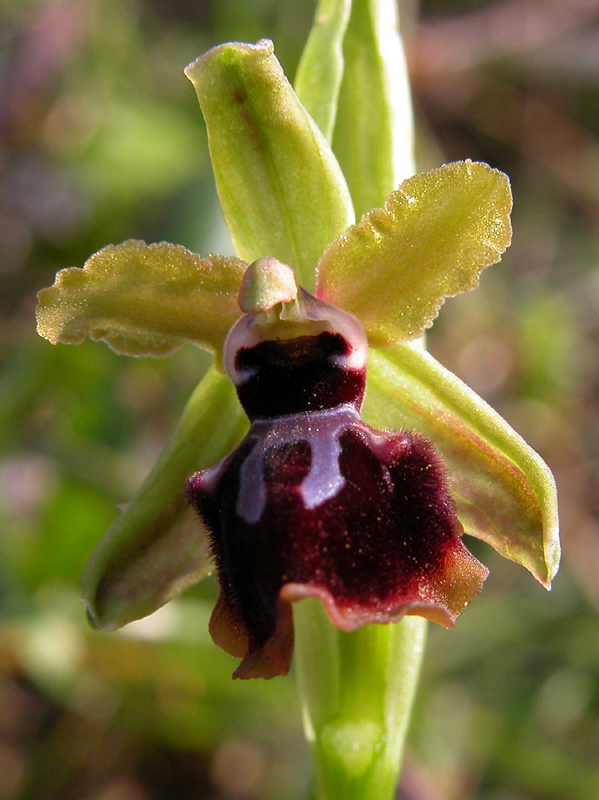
[{"x1": 187, "y1": 418, "x2": 488, "y2": 679}]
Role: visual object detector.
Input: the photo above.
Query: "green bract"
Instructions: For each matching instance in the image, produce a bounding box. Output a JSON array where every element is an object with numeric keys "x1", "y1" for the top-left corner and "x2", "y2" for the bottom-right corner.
[
  {"x1": 294, "y1": 0, "x2": 351, "y2": 142},
  {"x1": 295, "y1": 0, "x2": 414, "y2": 215},
  {"x1": 36, "y1": 38, "x2": 559, "y2": 631},
  {"x1": 330, "y1": 0, "x2": 415, "y2": 215}
]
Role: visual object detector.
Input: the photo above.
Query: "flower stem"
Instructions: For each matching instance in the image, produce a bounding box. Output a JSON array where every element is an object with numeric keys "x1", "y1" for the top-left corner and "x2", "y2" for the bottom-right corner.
[{"x1": 294, "y1": 600, "x2": 427, "y2": 800}]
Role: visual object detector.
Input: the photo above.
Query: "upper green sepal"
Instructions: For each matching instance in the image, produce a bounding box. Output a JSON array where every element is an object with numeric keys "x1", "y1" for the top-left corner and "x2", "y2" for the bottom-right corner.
[
  {"x1": 185, "y1": 39, "x2": 354, "y2": 292},
  {"x1": 316, "y1": 161, "x2": 512, "y2": 347},
  {"x1": 364, "y1": 344, "x2": 560, "y2": 588},
  {"x1": 36, "y1": 240, "x2": 247, "y2": 362}
]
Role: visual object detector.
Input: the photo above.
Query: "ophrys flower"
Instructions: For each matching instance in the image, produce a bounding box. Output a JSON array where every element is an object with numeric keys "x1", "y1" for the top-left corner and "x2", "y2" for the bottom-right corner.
[{"x1": 35, "y1": 40, "x2": 559, "y2": 682}]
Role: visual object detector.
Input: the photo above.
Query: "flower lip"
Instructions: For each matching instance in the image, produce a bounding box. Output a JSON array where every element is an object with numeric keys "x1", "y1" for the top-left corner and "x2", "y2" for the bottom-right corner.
[
  {"x1": 232, "y1": 330, "x2": 367, "y2": 420},
  {"x1": 187, "y1": 417, "x2": 489, "y2": 679}
]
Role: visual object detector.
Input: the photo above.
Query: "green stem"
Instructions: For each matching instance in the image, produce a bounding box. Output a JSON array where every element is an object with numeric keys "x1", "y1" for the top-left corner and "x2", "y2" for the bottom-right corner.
[
  {"x1": 294, "y1": 600, "x2": 427, "y2": 800},
  {"x1": 294, "y1": 1, "x2": 423, "y2": 796}
]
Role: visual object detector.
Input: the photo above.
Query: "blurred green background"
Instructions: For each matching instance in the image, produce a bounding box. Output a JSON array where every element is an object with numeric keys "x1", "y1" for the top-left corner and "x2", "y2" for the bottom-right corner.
[{"x1": 2, "y1": 0, "x2": 599, "y2": 798}]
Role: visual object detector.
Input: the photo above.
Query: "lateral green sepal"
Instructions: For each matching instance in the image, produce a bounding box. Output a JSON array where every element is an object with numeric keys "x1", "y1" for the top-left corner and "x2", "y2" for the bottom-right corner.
[
  {"x1": 363, "y1": 344, "x2": 560, "y2": 587},
  {"x1": 82, "y1": 367, "x2": 248, "y2": 630}
]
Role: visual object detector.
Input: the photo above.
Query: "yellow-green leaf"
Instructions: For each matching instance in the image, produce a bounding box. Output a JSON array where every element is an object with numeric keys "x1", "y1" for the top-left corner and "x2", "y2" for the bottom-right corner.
[
  {"x1": 316, "y1": 161, "x2": 512, "y2": 346},
  {"x1": 332, "y1": 0, "x2": 415, "y2": 214},
  {"x1": 83, "y1": 366, "x2": 248, "y2": 630},
  {"x1": 294, "y1": 0, "x2": 352, "y2": 142},
  {"x1": 363, "y1": 344, "x2": 560, "y2": 588},
  {"x1": 186, "y1": 39, "x2": 354, "y2": 293},
  {"x1": 36, "y1": 240, "x2": 247, "y2": 360}
]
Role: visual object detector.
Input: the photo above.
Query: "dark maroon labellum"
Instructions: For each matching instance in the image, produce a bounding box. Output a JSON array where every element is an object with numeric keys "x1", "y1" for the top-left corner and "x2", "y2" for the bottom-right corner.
[{"x1": 187, "y1": 287, "x2": 488, "y2": 678}]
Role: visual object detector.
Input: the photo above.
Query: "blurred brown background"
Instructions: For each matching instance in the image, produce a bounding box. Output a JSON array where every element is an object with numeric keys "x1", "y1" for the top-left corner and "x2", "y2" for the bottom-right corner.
[{"x1": 2, "y1": 1, "x2": 599, "y2": 798}]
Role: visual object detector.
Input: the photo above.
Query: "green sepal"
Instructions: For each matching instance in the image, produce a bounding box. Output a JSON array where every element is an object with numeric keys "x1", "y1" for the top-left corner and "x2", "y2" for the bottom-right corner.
[
  {"x1": 317, "y1": 161, "x2": 512, "y2": 347},
  {"x1": 332, "y1": 0, "x2": 415, "y2": 214},
  {"x1": 364, "y1": 344, "x2": 560, "y2": 588},
  {"x1": 36, "y1": 240, "x2": 247, "y2": 364},
  {"x1": 294, "y1": 0, "x2": 352, "y2": 142},
  {"x1": 82, "y1": 367, "x2": 248, "y2": 630},
  {"x1": 185, "y1": 39, "x2": 354, "y2": 292}
]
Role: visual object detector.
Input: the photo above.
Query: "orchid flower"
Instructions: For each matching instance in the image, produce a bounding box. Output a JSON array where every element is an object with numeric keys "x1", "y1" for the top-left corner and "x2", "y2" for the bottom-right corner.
[{"x1": 35, "y1": 6, "x2": 559, "y2": 797}]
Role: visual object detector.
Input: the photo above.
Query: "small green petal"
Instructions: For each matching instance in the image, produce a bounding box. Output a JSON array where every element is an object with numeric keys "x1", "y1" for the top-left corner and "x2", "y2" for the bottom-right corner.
[
  {"x1": 364, "y1": 344, "x2": 560, "y2": 588},
  {"x1": 294, "y1": 0, "x2": 352, "y2": 141},
  {"x1": 316, "y1": 161, "x2": 512, "y2": 346},
  {"x1": 82, "y1": 366, "x2": 248, "y2": 630},
  {"x1": 332, "y1": 0, "x2": 415, "y2": 214},
  {"x1": 36, "y1": 240, "x2": 247, "y2": 361},
  {"x1": 185, "y1": 39, "x2": 354, "y2": 292}
]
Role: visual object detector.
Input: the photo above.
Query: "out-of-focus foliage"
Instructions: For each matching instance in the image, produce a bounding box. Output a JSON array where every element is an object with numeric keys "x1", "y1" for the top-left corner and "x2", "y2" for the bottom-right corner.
[{"x1": 1, "y1": 0, "x2": 599, "y2": 798}]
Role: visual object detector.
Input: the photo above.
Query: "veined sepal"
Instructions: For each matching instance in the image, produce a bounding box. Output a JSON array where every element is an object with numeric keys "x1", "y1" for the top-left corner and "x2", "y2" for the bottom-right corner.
[
  {"x1": 185, "y1": 39, "x2": 354, "y2": 292},
  {"x1": 82, "y1": 367, "x2": 248, "y2": 630},
  {"x1": 364, "y1": 343, "x2": 560, "y2": 587}
]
